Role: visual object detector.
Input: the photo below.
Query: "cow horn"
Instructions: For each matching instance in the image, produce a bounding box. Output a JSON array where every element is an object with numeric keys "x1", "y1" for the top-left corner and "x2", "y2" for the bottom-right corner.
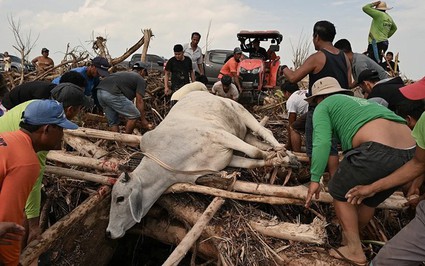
[{"x1": 121, "y1": 172, "x2": 131, "y2": 183}]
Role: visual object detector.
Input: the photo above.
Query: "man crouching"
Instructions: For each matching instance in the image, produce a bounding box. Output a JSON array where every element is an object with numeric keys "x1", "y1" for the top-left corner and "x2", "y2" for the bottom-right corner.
[{"x1": 305, "y1": 77, "x2": 415, "y2": 265}]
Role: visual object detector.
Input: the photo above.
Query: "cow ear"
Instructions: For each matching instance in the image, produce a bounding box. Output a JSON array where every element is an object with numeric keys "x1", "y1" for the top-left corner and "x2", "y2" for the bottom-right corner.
[{"x1": 129, "y1": 189, "x2": 143, "y2": 222}]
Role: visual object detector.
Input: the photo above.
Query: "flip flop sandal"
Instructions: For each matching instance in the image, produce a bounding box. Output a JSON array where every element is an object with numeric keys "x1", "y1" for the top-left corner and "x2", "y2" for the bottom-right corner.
[{"x1": 329, "y1": 247, "x2": 368, "y2": 266}]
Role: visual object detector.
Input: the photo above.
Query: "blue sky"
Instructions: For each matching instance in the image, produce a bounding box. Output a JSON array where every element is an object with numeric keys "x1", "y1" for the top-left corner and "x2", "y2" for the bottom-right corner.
[{"x1": 0, "y1": 0, "x2": 423, "y2": 79}]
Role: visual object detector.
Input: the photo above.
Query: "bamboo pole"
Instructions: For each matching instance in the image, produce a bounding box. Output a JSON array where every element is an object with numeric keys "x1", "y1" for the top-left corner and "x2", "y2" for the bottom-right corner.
[
  {"x1": 162, "y1": 197, "x2": 225, "y2": 266},
  {"x1": 64, "y1": 127, "x2": 141, "y2": 146},
  {"x1": 47, "y1": 150, "x2": 122, "y2": 172},
  {"x1": 166, "y1": 183, "x2": 304, "y2": 205},
  {"x1": 45, "y1": 166, "x2": 116, "y2": 185}
]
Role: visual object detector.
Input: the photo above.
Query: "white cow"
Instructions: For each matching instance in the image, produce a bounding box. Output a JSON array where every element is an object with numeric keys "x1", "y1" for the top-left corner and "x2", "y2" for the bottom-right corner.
[{"x1": 106, "y1": 91, "x2": 296, "y2": 239}]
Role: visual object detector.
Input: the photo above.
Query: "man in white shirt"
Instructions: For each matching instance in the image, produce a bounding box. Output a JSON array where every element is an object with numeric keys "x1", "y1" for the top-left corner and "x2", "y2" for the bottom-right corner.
[
  {"x1": 282, "y1": 82, "x2": 308, "y2": 151},
  {"x1": 183, "y1": 32, "x2": 204, "y2": 76},
  {"x1": 211, "y1": 75, "x2": 239, "y2": 101}
]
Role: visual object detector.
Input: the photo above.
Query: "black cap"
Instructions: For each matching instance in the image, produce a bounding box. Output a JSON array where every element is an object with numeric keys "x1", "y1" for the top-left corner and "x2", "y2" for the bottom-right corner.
[
  {"x1": 221, "y1": 75, "x2": 232, "y2": 86},
  {"x1": 357, "y1": 69, "x2": 380, "y2": 84},
  {"x1": 92, "y1": 57, "x2": 111, "y2": 77},
  {"x1": 42, "y1": 48, "x2": 49, "y2": 53},
  {"x1": 50, "y1": 82, "x2": 90, "y2": 108}
]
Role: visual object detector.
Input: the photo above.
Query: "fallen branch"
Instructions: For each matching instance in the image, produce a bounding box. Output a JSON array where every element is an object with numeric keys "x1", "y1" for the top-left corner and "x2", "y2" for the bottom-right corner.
[
  {"x1": 20, "y1": 186, "x2": 111, "y2": 265},
  {"x1": 166, "y1": 183, "x2": 304, "y2": 205},
  {"x1": 163, "y1": 197, "x2": 225, "y2": 266},
  {"x1": 64, "y1": 127, "x2": 141, "y2": 146},
  {"x1": 45, "y1": 165, "x2": 116, "y2": 185},
  {"x1": 47, "y1": 150, "x2": 123, "y2": 172}
]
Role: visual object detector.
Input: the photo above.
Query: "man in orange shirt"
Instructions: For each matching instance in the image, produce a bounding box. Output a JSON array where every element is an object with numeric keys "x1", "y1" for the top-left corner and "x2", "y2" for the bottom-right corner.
[
  {"x1": 0, "y1": 100, "x2": 78, "y2": 266},
  {"x1": 218, "y1": 47, "x2": 243, "y2": 92}
]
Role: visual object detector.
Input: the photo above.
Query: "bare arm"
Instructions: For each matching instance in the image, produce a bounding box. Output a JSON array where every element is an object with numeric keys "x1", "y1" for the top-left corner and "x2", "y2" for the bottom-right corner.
[
  {"x1": 198, "y1": 63, "x2": 204, "y2": 76},
  {"x1": 190, "y1": 70, "x2": 196, "y2": 83},
  {"x1": 164, "y1": 70, "x2": 171, "y2": 95},
  {"x1": 346, "y1": 146, "x2": 425, "y2": 204},
  {"x1": 231, "y1": 72, "x2": 242, "y2": 92},
  {"x1": 31, "y1": 57, "x2": 38, "y2": 65},
  {"x1": 285, "y1": 112, "x2": 297, "y2": 150},
  {"x1": 282, "y1": 53, "x2": 318, "y2": 83}
]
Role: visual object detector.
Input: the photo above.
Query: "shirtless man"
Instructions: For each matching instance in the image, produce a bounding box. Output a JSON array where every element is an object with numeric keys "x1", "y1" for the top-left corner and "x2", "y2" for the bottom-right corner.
[{"x1": 31, "y1": 48, "x2": 54, "y2": 73}]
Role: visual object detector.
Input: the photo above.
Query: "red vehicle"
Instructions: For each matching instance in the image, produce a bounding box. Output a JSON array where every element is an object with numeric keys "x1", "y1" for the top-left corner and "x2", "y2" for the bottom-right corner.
[{"x1": 237, "y1": 30, "x2": 283, "y2": 91}]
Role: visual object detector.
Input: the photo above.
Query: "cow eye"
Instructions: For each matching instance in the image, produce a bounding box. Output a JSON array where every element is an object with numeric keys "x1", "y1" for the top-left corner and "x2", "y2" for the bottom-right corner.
[{"x1": 116, "y1": 196, "x2": 125, "y2": 203}]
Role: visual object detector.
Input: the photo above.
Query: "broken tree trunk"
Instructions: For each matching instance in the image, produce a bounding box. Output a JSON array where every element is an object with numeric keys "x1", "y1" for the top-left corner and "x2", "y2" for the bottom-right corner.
[
  {"x1": 45, "y1": 165, "x2": 116, "y2": 185},
  {"x1": 162, "y1": 197, "x2": 225, "y2": 266},
  {"x1": 250, "y1": 217, "x2": 326, "y2": 245},
  {"x1": 47, "y1": 150, "x2": 123, "y2": 172},
  {"x1": 20, "y1": 187, "x2": 113, "y2": 266},
  {"x1": 110, "y1": 29, "x2": 153, "y2": 66},
  {"x1": 140, "y1": 29, "x2": 152, "y2": 63}
]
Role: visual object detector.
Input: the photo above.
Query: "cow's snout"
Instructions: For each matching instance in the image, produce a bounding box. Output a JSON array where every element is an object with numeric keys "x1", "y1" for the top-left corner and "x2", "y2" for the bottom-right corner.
[{"x1": 105, "y1": 230, "x2": 112, "y2": 239}]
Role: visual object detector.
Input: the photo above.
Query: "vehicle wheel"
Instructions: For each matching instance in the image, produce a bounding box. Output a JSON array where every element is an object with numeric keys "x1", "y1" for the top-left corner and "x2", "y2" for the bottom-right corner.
[{"x1": 11, "y1": 67, "x2": 19, "y2": 73}]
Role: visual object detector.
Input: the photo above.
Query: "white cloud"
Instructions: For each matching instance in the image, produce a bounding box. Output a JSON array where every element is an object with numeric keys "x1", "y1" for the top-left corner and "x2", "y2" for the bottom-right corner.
[{"x1": 0, "y1": 0, "x2": 423, "y2": 79}]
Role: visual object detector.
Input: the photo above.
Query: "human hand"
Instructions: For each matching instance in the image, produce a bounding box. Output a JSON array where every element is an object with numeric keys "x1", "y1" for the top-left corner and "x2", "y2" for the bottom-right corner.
[
  {"x1": 0, "y1": 222, "x2": 25, "y2": 245},
  {"x1": 345, "y1": 185, "x2": 376, "y2": 205},
  {"x1": 305, "y1": 182, "x2": 321, "y2": 208}
]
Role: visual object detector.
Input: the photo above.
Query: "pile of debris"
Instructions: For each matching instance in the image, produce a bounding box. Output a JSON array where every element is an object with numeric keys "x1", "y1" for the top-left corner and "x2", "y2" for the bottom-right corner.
[{"x1": 18, "y1": 84, "x2": 414, "y2": 266}]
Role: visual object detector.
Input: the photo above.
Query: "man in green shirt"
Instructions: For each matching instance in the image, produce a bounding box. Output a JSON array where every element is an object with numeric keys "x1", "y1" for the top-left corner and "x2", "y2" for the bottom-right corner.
[
  {"x1": 305, "y1": 77, "x2": 415, "y2": 265},
  {"x1": 363, "y1": 1, "x2": 397, "y2": 64}
]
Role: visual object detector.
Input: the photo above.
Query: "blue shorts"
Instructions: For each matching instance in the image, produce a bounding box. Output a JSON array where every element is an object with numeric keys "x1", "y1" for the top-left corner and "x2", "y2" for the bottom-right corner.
[{"x1": 97, "y1": 90, "x2": 140, "y2": 126}]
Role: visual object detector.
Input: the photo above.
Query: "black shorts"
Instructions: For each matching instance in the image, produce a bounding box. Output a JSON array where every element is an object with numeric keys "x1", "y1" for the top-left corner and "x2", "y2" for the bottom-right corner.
[
  {"x1": 291, "y1": 113, "x2": 307, "y2": 133},
  {"x1": 328, "y1": 141, "x2": 415, "y2": 207}
]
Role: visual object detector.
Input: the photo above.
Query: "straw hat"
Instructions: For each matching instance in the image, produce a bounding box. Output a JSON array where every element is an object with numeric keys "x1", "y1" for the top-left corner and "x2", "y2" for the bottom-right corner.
[
  {"x1": 305, "y1": 77, "x2": 353, "y2": 103},
  {"x1": 376, "y1": 1, "x2": 392, "y2": 11}
]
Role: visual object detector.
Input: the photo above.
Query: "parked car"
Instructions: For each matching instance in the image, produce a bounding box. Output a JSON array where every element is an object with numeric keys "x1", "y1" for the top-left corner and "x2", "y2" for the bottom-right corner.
[
  {"x1": 203, "y1": 49, "x2": 234, "y2": 84},
  {"x1": 0, "y1": 53, "x2": 35, "y2": 73},
  {"x1": 128, "y1": 54, "x2": 166, "y2": 72}
]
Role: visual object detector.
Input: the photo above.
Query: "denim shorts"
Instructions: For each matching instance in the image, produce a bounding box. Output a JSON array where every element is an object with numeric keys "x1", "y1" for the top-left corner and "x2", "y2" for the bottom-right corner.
[
  {"x1": 328, "y1": 141, "x2": 415, "y2": 207},
  {"x1": 97, "y1": 90, "x2": 140, "y2": 126},
  {"x1": 305, "y1": 107, "x2": 339, "y2": 157}
]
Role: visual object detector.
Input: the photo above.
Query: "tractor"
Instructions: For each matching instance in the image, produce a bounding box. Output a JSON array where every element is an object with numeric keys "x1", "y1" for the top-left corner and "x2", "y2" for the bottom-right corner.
[{"x1": 236, "y1": 30, "x2": 283, "y2": 104}]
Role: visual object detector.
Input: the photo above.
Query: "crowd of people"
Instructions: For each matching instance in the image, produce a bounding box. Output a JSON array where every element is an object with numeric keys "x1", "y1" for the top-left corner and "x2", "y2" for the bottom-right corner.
[{"x1": 0, "y1": 1, "x2": 424, "y2": 265}]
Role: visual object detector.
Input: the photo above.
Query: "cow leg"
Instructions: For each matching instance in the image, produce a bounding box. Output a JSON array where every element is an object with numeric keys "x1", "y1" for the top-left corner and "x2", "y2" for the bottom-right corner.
[
  {"x1": 237, "y1": 106, "x2": 281, "y2": 148},
  {"x1": 244, "y1": 133, "x2": 273, "y2": 151},
  {"x1": 228, "y1": 155, "x2": 267, "y2": 168},
  {"x1": 218, "y1": 131, "x2": 268, "y2": 159}
]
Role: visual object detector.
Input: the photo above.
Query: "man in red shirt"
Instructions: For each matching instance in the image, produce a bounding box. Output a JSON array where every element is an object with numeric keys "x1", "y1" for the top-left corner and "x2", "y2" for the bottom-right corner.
[{"x1": 0, "y1": 100, "x2": 78, "y2": 265}]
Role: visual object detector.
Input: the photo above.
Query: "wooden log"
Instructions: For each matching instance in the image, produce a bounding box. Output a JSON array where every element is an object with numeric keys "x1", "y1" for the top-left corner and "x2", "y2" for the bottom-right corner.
[
  {"x1": 20, "y1": 187, "x2": 112, "y2": 265},
  {"x1": 249, "y1": 217, "x2": 326, "y2": 245},
  {"x1": 64, "y1": 127, "x2": 141, "y2": 146},
  {"x1": 63, "y1": 134, "x2": 110, "y2": 159},
  {"x1": 45, "y1": 166, "x2": 116, "y2": 185},
  {"x1": 166, "y1": 183, "x2": 304, "y2": 205},
  {"x1": 231, "y1": 180, "x2": 407, "y2": 209},
  {"x1": 47, "y1": 150, "x2": 122, "y2": 172},
  {"x1": 157, "y1": 195, "x2": 324, "y2": 245},
  {"x1": 162, "y1": 197, "x2": 225, "y2": 266},
  {"x1": 129, "y1": 215, "x2": 218, "y2": 260}
]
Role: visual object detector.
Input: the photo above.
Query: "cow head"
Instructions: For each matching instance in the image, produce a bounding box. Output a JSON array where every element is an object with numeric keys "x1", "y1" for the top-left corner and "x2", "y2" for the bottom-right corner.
[{"x1": 106, "y1": 172, "x2": 144, "y2": 239}]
